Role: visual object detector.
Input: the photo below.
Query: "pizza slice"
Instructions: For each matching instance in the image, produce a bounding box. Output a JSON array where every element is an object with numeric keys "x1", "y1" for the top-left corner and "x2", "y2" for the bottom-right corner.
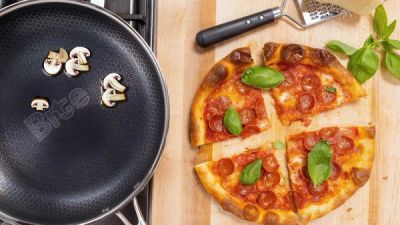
[
  {"x1": 195, "y1": 145, "x2": 299, "y2": 225},
  {"x1": 286, "y1": 126, "x2": 375, "y2": 223},
  {"x1": 190, "y1": 47, "x2": 270, "y2": 147},
  {"x1": 263, "y1": 43, "x2": 366, "y2": 125}
]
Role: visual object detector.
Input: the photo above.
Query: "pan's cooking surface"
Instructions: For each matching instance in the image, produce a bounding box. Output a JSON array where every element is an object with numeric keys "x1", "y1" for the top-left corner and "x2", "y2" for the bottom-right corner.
[{"x1": 0, "y1": 2, "x2": 167, "y2": 224}]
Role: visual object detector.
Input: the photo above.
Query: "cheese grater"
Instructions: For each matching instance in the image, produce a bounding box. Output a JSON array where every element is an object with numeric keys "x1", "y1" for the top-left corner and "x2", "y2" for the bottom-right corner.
[{"x1": 196, "y1": 0, "x2": 349, "y2": 47}]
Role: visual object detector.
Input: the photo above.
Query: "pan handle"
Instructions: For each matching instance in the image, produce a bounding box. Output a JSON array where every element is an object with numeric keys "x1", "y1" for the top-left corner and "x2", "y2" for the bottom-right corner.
[
  {"x1": 196, "y1": 7, "x2": 282, "y2": 48},
  {"x1": 115, "y1": 197, "x2": 147, "y2": 225}
]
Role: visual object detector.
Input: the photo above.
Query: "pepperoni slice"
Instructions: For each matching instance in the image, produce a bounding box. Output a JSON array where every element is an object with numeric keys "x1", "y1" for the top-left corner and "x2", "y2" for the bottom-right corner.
[
  {"x1": 301, "y1": 73, "x2": 321, "y2": 92},
  {"x1": 280, "y1": 71, "x2": 296, "y2": 88},
  {"x1": 262, "y1": 154, "x2": 279, "y2": 173},
  {"x1": 243, "y1": 204, "x2": 259, "y2": 221},
  {"x1": 210, "y1": 96, "x2": 231, "y2": 114},
  {"x1": 329, "y1": 162, "x2": 341, "y2": 180},
  {"x1": 257, "y1": 190, "x2": 276, "y2": 209},
  {"x1": 208, "y1": 115, "x2": 223, "y2": 132},
  {"x1": 351, "y1": 167, "x2": 370, "y2": 186},
  {"x1": 307, "y1": 181, "x2": 329, "y2": 197},
  {"x1": 303, "y1": 133, "x2": 321, "y2": 151},
  {"x1": 317, "y1": 89, "x2": 336, "y2": 104},
  {"x1": 319, "y1": 127, "x2": 340, "y2": 144},
  {"x1": 240, "y1": 108, "x2": 256, "y2": 125},
  {"x1": 297, "y1": 93, "x2": 315, "y2": 112},
  {"x1": 256, "y1": 172, "x2": 280, "y2": 191},
  {"x1": 217, "y1": 158, "x2": 234, "y2": 176},
  {"x1": 263, "y1": 212, "x2": 280, "y2": 225},
  {"x1": 333, "y1": 136, "x2": 355, "y2": 155}
]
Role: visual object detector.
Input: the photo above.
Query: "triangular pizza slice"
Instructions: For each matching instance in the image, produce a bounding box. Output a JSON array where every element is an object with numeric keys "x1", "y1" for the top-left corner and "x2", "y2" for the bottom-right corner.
[
  {"x1": 263, "y1": 43, "x2": 366, "y2": 126},
  {"x1": 190, "y1": 47, "x2": 270, "y2": 147}
]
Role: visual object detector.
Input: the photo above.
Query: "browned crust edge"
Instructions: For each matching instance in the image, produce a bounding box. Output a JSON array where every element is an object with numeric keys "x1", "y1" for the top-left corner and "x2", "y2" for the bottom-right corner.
[{"x1": 189, "y1": 47, "x2": 254, "y2": 147}]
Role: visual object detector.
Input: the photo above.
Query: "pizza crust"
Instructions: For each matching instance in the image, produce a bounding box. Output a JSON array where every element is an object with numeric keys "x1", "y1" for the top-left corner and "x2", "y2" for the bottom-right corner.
[{"x1": 195, "y1": 161, "x2": 299, "y2": 225}]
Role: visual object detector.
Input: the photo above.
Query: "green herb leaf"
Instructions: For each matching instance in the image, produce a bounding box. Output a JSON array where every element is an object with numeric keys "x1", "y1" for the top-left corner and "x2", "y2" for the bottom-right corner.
[
  {"x1": 242, "y1": 66, "x2": 285, "y2": 89},
  {"x1": 348, "y1": 47, "x2": 380, "y2": 84},
  {"x1": 223, "y1": 107, "x2": 242, "y2": 135},
  {"x1": 382, "y1": 20, "x2": 397, "y2": 40},
  {"x1": 307, "y1": 141, "x2": 332, "y2": 186},
  {"x1": 363, "y1": 35, "x2": 375, "y2": 47},
  {"x1": 373, "y1": 4, "x2": 387, "y2": 37},
  {"x1": 240, "y1": 159, "x2": 262, "y2": 185},
  {"x1": 273, "y1": 141, "x2": 286, "y2": 150},
  {"x1": 383, "y1": 39, "x2": 400, "y2": 50},
  {"x1": 325, "y1": 86, "x2": 336, "y2": 93},
  {"x1": 326, "y1": 40, "x2": 357, "y2": 56},
  {"x1": 385, "y1": 51, "x2": 400, "y2": 78}
]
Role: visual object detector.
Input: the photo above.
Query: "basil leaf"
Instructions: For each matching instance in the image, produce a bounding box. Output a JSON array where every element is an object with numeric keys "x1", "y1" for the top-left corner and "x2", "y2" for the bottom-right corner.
[
  {"x1": 348, "y1": 47, "x2": 380, "y2": 84},
  {"x1": 382, "y1": 20, "x2": 397, "y2": 40},
  {"x1": 373, "y1": 4, "x2": 387, "y2": 37},
  {"x1": 384, "y1": 39, "x2": 400, "y2": 50},
  {"x1": 273, "y1": 140, "x2": 286, "y2": 150},
  {"x1": 224, "y1": 107, "x2": 242, "y2": 135},
  {"x1": 240, "y1": 159, "x2": 262, "y2": 185},
  {"x1": 326, "y1": 40, "x2": 357, "y2": 56},
  {"x1": 325, "y1": 86, "x2": 336, "y2": 93},
  {"x1": 385, "y1": 51, "x2": 400, "y2": 78},
  {"x1": 307, "y1": 141, "x2": 332, "y2": 186},
  {"x1": 242, "y1": 66, "x2": 285, "y2": 89},
  {"x1": 363, "y1": 35, "x2": 375, "y2": 47}
]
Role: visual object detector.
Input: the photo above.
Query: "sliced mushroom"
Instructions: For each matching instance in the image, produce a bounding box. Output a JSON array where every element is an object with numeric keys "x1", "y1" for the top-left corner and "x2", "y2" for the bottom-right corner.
[
  {"x1": 102, "y1": 73, "x2": 126, "y2": 92},
  {"x1": 70, "y1": 47, "x2": 90, "y2": 65},
  {"x1": 31, "y1": 98, "x2": 49, "y2": 111},
  {"x1": 102, "y1": 89, "x2": 126, "y2": 107},
  {"x1": 43, "y1": 58, "x2": 62, "y2": 76},
  {"x1": 65, "y1": 58, "x2": 90, "y2": 77}
]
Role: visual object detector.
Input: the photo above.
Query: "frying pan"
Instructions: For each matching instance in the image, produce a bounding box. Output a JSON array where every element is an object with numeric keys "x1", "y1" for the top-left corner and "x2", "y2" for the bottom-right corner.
[{"x1": 0, "y1": 0, "x2": 169, "y2": 224}]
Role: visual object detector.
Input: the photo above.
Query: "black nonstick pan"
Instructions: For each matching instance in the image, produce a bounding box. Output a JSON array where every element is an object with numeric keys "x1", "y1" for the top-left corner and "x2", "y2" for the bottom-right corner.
[{"x1": 0, "y1": 0, "x2": 169, "y2": 224}]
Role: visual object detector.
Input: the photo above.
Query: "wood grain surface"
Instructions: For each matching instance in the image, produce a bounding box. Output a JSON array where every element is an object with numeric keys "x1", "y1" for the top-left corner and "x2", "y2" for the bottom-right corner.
[{"x1": 152, "y1": 0, "x2": 400, "y2": 224}]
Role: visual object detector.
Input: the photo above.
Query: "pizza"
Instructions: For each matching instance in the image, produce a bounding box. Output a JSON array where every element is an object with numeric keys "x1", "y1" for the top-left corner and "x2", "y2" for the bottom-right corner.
[
  {"x1": 190, "y1": 47, "x2": 270, "y2": 147},
  {"x1": 195, "y1": 145, "x2": 299, "y2": 225},
  {"x1": 286, "y1": 126, "x2": 375, "y2": 223},
  {"x1": 195, "y1": 126, "x2": 375, "y2": 224},
  {"x1": 262, "y1": 43, "x2": 366, "y2": 125}
]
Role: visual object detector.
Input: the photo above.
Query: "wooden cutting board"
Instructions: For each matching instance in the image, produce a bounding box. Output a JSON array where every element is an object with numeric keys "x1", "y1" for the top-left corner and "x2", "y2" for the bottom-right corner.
[{"x1": 152, "y1": 0, "x2": 400, "y2": 225}]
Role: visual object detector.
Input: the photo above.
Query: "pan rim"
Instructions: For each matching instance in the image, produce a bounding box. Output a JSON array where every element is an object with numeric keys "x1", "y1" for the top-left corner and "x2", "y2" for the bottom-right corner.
[{"x1": 0, "y1": 0, "x2": 170, "y2": 224}]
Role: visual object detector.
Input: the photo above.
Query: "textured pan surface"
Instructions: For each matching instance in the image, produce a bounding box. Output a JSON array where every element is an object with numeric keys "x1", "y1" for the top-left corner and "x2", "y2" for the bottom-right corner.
[{"x1": 0, "y1": 1, "x2": 167, "y2": 224}]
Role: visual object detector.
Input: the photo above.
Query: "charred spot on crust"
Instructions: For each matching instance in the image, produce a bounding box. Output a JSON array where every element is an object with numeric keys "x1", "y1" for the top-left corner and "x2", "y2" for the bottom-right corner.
[
  {"x1": 263, "y1": 42, "x2": 278, "y2": 60},
  {"x1": 312, "y1": 49, "x2": 336, "y2": 66},
  {"x1": 221, "y1": 199, "x2": 244, "y2": 219},
  {"x1": 243, "y1": 204, "x2": 259, "y2": 221},
  {"x1": 263, "y1": 212, "x2": 280, "y2": 225},
  {"x1": 281, "y1": 44, "x2": 304, "y2": 63},
  {"x1": 351, "y1": 167, "x2": 370, "y2": 186},
  {"x1": 229, "y1": 48, "x2": 253, "y2": 65},
  {"x1": 203, "y1": 64, "x2": 228, "y2": 87}
]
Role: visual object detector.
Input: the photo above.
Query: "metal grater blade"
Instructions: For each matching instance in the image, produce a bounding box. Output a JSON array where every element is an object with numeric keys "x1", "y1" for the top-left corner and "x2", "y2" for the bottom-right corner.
[{"x1": 295, "y1": 0, "x2": 348, "y2": 26}]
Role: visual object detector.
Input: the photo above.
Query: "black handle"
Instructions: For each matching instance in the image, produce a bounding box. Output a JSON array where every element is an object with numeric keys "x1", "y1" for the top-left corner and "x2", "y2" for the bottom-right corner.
[{"x1": 196, "y1": 7, "x2": 282, "y2": 48}]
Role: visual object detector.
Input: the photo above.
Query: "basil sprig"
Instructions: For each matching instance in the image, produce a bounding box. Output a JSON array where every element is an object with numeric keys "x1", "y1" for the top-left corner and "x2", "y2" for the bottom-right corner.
[
  {"x1": 242, "y1": 66, "x2": 285, "y2": 89},
  {"x1": 240, "y1": 159, "x2": 262, "y2": 185},
  {"x1": 307, "y1": 141, "x2": 332, "y2": 186},
  {"x1": 326, "y1": 4, "x2": 400, "y2": 83},
  {"x1": 224, "y1": 107, "x2": 242, "y2": 135}
]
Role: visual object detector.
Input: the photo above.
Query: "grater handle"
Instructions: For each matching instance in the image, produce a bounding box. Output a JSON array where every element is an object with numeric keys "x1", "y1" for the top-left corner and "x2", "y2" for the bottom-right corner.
[{"x1": 196, "y1": 7, "x2": 282, "y2": 48}]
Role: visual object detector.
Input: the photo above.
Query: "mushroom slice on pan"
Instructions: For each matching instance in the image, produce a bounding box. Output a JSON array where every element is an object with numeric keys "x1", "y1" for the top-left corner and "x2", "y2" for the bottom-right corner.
[
  {"x1": 102, "y1": 89, "x2": 126, "y2": 108},
  {"x1": 47, "y1": 48, "x2": 69, "y2": 63},
  {"x1": 65, "y1": 58, "x2": 90, "y2": 77},
  {"x1": 43, "y1": 58, "x2": 62, "y2": 76},
  {"x1": 102, "y1": 73, "x2": 126, "y2": 93},
  {"x1": 70, "y1": 47, "x2": 90, "y2": 65},
  {"x1": 31, "y1": 98, "x2": 49, "y2": 111}
]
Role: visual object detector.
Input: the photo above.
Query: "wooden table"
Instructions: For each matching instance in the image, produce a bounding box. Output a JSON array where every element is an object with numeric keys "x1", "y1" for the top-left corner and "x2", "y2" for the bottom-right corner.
[{"x1": 152, "y1": 0, "x2": 400, "y2": 224}]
